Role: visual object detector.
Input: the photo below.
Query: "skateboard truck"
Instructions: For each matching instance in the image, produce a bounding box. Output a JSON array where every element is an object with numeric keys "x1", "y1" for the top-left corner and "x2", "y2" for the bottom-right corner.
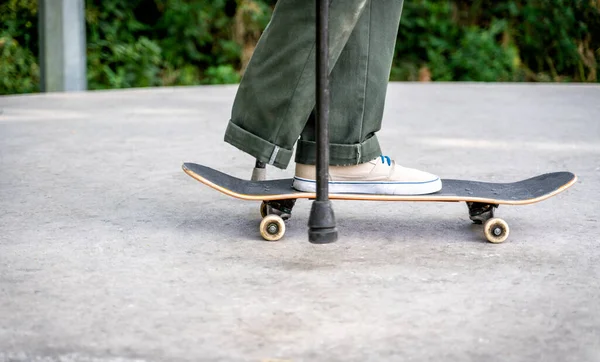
[
  {"x1": 467, "y1": 202, "x2": 498, "y2": 224},
  {"x1": 467, "y1": 202, "x2": 510, "y2": 243},
  {"x1": 260, "y1": 199, "x2": 297, "y2": 220},
  {"x1": 252, "y1": 160, "x2": 297, "y2": 220}
]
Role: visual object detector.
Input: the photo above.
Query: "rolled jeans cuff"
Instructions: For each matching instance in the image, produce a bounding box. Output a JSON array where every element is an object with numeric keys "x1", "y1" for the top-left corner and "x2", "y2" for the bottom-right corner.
[
  {"x1": 224, "y1": 121, "x2": 293, "y2": 169},
  {"x1": 295, "y1": 134, "x2": 381, "y2": 166}
]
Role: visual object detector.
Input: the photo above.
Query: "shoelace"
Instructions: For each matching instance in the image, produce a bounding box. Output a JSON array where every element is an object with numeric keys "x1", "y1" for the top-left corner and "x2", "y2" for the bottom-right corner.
[{"x1": 379, "y1": 155, "x2": 391, "y2": 166}]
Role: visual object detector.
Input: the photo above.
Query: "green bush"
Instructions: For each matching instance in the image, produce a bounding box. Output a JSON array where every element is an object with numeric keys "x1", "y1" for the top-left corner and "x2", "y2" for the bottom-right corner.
[
  {"x1": 393, "y1": 0, "x2": 599, "y2": 82},
  {"x1": 0, "y1": 34, "x2": 40, "y2": 94},
  {"x1": 0, "y1": 0, "x2": 38, "y2": 50},
  {"x1": 0, "y1": 0, "x2": 598, "y2": 94},
  {"x1": 447, "y1": 20, "x2": 519, "y2": 82},
  {"x1": 506, "y1": 0, "x2": 600, "y2": 81},
  {"x1": 84, "y1": 0, "x2": 266, "y2": 88},
  {"x1": 0, "y1": 0, "x2": 39, "y2": 94},
  {"x1": 86, "y1": 1, "x2": 164, "y2": 89}
]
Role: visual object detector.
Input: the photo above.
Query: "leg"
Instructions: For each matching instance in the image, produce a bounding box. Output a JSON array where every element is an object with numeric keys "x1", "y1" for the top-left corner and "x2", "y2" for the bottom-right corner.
[
  {"x1": 296, "y1": 0, "x2": 404, "y2": 166},
  {"x1": 292, "y1": 0, "x2": 442, "y2": 195},
  {"x1": 224, "y1": 0, "x2": 370, "y2": 169}
]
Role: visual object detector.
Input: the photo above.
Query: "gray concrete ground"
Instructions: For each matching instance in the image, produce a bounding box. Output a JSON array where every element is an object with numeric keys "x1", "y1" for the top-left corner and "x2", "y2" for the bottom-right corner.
[{"x1": 0, "y1": 83, "x2": 599, "y2": 362}]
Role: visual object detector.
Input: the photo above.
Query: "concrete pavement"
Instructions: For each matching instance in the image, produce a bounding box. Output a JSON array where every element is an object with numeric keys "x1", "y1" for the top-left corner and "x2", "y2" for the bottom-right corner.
[{"x1": 1, "y1": 83, "x2": 599, "y2": 361}]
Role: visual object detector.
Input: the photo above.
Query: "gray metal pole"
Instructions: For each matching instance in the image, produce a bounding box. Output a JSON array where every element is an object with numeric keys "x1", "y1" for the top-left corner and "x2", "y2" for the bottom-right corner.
[{"x1": 39, "y1": 0, "x2": 87, "y2": 92}]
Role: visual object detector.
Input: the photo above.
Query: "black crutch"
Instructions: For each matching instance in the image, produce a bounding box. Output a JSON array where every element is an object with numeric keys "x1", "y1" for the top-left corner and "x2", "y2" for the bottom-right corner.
[{"x1": 308, "y1": 0, "x2": 338, "y2": 243}]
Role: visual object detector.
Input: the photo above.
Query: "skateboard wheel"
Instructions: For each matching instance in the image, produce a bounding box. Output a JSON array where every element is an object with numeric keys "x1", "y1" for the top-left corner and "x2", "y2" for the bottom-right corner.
[
  {"x1": 260, "y1": 201, "x2": 269, "y2": 218},
  {"x1": 483, "y1": 218, "x2": 509, "y2": 243},
  {"x1": 260, "y1": 214, "x2": 286, "y2": 241}
]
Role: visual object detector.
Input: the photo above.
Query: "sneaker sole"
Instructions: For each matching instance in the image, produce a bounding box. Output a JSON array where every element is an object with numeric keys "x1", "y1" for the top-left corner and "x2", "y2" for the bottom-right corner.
[{"x1": 292, "y1": 177, "x2": 443, "y2": 195}]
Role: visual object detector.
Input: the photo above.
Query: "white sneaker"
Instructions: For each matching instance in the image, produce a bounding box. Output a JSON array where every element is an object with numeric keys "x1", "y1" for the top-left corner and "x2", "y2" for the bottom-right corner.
[{"x1": 293, "y1": 155, "x2": 442, "y2": 195}]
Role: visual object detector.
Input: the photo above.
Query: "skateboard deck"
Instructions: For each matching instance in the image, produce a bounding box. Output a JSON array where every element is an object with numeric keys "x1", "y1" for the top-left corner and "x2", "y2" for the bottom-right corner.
[
  {"x1": 182, "y1": 163, "x2": 575, "y2": 204},
  {"x1": 182, "y1": 162, "x2": 576, "y2": 243}
]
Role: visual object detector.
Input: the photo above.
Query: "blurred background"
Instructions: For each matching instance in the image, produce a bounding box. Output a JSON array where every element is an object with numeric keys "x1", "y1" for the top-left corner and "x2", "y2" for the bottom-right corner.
[{"x1": 1, "y1": 0, "x2": 599, "y2": 95}]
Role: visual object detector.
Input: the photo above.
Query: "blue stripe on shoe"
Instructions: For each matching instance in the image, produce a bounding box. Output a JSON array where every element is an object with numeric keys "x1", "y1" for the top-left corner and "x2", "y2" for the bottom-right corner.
[
  {"x1": 293, "y1": 176, "x2": 440, "y2": 185},
  {"x1": 379, "y1": 155, "x2": 391, "y2": 166}
]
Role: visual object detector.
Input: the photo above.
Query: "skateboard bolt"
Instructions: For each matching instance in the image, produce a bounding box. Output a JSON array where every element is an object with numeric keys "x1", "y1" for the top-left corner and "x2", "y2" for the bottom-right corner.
[
  {"x1": 493, "y1": 227, "x2": 502, "y2": 236},
  {"x1": 267, "y1": 224, "x2": 279, "y2": 235}
]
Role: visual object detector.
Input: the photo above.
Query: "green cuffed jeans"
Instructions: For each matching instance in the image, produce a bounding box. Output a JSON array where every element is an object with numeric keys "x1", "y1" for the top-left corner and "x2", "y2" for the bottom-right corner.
[{"x1": 224, "y1": 0, "x2": 404, "y2": 169}]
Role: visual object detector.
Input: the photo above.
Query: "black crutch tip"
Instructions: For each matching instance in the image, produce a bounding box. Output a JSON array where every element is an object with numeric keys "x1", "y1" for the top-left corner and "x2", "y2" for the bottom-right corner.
[
  {"x1": 308, "y1": 200, "x2": 338, "y2": 244},
  {"x1": 308, "y1": 228, "x2": 338, "y2": 244}
]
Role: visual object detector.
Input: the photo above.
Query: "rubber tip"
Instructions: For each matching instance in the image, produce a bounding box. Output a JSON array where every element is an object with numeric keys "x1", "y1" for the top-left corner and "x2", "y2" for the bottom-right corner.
[
  {"x1": 309, "y1": 228, "x2": 338, "y2": 244},
  {"x1": 308, "y1": 200, "x2": 338, "y2": 244}
]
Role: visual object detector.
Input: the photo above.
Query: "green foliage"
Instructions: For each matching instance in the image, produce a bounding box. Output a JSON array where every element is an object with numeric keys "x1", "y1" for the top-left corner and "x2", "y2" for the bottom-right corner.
[
  {"x1": 86, "y1": 1, "x2": 163, "y2": 89},
  {"x1": 0, "y1": 34, "x2": 40, "y2": 94},
  {"x1": 447, "y1": 20, "x2": 519, "y2": 82},
  {"x1": 87, "y1": 36, "x2": 163, "y2": 89},
  {"x1": 394, "y1": 1, "x2": 517, "y2": 82},
  {"x1": 0, "y1": 0, "x2": 598, "y2": 94},
  {"x1": 84, "y1": 0, "x2": 256, "y2": 88},
  {"x1": 393, "y1": 0, "x2": 599, "y2": 82},
  {"x1": 0, "y1": 0, "x2": 39, "y2": 94},
  {"x1": 154, "y1": 0, "x2": 238, "y2": 67},
  {"x1": 505, "y1": 0, "x2": 600, "y2": 81},
  {"x1": 203, "y1": 65, "x2": 241, "y2": 85},
  {"x1": 0, "y1": 0, "x2": 38, "y2": 49}
]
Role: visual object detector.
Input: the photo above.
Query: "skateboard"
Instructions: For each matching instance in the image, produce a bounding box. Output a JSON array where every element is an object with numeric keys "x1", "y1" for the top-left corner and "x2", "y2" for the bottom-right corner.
[{"x1": 182, "y1": 162, "x2": 576, "y2": 243}]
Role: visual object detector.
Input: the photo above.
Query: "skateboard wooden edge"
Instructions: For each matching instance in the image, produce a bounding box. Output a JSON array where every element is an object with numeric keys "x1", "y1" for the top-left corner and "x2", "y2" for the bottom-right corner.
[{"x1": 182, "y1": 164, "x2": 577, "y2": 206}]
